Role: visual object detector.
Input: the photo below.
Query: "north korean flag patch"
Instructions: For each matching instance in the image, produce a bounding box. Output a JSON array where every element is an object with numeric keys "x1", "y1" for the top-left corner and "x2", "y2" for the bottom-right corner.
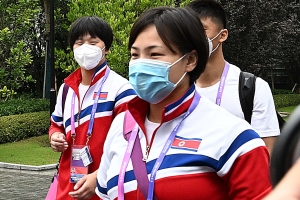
[
  {"x1": 93, "y1": 92, "x2": 108, "y2": 100},
  {"x1": 171, "y1": 136, "x2": 202, "y2": 152}
]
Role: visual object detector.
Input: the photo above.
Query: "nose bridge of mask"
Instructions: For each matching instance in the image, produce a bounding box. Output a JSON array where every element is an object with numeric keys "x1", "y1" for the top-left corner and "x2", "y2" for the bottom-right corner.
[
  {"x1": 86, "y1": 44, "x2": 100, "y2": 54},
  {"x1": 79, "y1": 44, "x2": 105, "y2": 55},
  {"x1": 129, "y1": 58, "x2": 171, "y2": 67}
]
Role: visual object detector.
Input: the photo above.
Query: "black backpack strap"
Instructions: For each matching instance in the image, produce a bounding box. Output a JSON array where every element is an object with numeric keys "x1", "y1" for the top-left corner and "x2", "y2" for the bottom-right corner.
[
  {"x1": 62, "y1": 83, "x2": 69, "y2": 113},
  {"x1": 238, "y1": 71, "x2": 256, "y2": 124},
  {"x1": 56, "y1": 83, "x2": 69, "y2": 171},
  {"x1": 277, "y1": 110, "x2": 286, "y2": 130}
]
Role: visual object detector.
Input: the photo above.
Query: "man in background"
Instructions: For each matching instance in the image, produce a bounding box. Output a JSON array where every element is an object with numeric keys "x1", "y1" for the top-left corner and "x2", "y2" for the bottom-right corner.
[{"x1": 187, "y1": 0, "x2": 280, "y2": 155}]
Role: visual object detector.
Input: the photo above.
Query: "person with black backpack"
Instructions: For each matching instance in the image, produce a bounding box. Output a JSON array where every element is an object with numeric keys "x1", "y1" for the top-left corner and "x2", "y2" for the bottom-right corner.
[{"x1": 187, "y1": 0, "x2": 281, "y2": 155}]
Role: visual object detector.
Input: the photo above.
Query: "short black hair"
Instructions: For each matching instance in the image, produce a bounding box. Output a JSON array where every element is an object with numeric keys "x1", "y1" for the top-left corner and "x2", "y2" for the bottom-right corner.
[
  {"x1": 69, "y1": 16, "x2": 113, "y2": 50},
  {"x1": 128, "y1": 6, "x2": 208, "y2": 85},
  {"x1": 187, "y1": 0, "x2": 227, "y2": 29}
]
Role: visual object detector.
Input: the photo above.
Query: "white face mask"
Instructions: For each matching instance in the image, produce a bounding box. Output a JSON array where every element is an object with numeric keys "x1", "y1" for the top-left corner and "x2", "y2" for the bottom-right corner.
[
  {"x1": 74, "y1": 44, "x2": 106, "y2": 70},
  {"x1": 207, "y1": 29, "x2": 224, "y2": 57}
]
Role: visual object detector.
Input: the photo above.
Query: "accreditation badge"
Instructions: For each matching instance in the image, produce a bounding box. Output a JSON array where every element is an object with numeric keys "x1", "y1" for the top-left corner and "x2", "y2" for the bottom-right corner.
[{"x1": 70, "y1": 145, "x2": 93, "y2": 183}]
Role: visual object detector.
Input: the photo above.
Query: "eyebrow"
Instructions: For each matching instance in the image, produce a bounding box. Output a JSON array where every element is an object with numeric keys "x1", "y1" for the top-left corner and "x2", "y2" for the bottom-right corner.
[
  {"x1": 131, "y1": 45, "x2": 164, "y2": 51},
  {"x1": 77, "y1": 35, "x2": 97, "y2": 40}
]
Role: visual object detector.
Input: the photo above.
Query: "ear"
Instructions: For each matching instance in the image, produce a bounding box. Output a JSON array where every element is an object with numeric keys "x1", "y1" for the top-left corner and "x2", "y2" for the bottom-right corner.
[
  {"x1": 220, "y1": 29, "x2": 228, "y2": 43},
  {"x1": 185, "y1": 50, "x2": 198, "y2": 72},
  {"x1": 104, "y1": 47, "x2": 110, "y2": 55}
]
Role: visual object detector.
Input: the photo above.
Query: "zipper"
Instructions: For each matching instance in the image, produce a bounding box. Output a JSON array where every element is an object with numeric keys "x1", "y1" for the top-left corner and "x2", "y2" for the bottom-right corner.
[
  {"x1": 142, "y1": 123, "x2": 161, "y2": 162},
  {"x1": 76, "y1": 110, "x2": 81, "y2": 123},
  {"x1": 142, "y1": 145, "x2": 150, "y2": 161},
  {"x1": 76, "y1": 86, "x2": 90, "y2": 125}
]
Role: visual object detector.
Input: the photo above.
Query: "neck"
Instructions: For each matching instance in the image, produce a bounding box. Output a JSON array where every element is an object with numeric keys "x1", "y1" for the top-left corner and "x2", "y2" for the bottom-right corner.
[
  {"x1": 80, "y1": 60, "x2": 106, "y2": 85},
  {"x1": 148, "y1": 104, "x2": 164, "y2": 123},
  {"x1": 196, "y1": 50, "x2": 226, "y2": 88},
  {"x1": 80, "y1": 68, "x2": 95, "y2": 85},
  {"x1": 148, "y1": 77, "x2": 190, "y2": 123}
]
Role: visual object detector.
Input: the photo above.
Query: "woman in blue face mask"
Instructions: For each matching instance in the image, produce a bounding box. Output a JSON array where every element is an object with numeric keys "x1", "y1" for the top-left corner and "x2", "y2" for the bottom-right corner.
[{"x1": 96, "y1": 6, "x2": 272, "y2": 200}]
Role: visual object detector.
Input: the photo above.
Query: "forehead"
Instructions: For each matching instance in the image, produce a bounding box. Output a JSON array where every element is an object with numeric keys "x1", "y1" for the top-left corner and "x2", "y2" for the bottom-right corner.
[
  {"x1": 76, "y1": 34, "x2": 100, "y2": 41},
  {"x1": 131, "y1": 25, "x2": 178, "y2": 54},
  {"x1": 77, "y1": 34, "x2": 96, "y2": 39},
  {"x1": 131, "y1": 25, "x2": 165, "y2": 49},
  {"x1": 200, "y1": 17, "x2": 222, "y2": 30}
]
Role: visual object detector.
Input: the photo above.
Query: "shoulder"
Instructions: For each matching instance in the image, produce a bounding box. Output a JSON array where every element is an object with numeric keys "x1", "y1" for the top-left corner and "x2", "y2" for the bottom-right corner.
[
  {"x1": 105, "y1": 70, "x2": 136, "y2": 97},
  {"x1": 254, "y1": 77, "x2": 273, "y2": 96},
  {"x1": 227, "y1": 63, "x2": 241, "y2": 81},
  {"x1": 108, "y1": 70, "x2": 135, "y2": 90},
  {"x1": 196, "y1": 96, "x2": 253, "y2": 131},
  {"x1": 105, "y1": 111, "x2": 126, "y2": 143},
  {"x1": 192, "y1": 97, "x2": 263, "y2": 161},
  {"x1": 255, "y1": 77, "x2": 270, "y2": 87},
  {"x1": 108, "y1": 70, "x2": 129, "y2": 84},
  {"x1": 228, "y1": 63, "x2": 241, "y2": 74}
]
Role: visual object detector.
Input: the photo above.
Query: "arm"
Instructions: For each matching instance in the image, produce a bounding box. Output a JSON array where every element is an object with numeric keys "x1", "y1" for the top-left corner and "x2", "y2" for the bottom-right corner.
[
  {"x1": 263, "y1": 158, "x2": 300, "y2": 200},
  {"x1": 221, "y1": 135, "x2": 272, "y2": 199},
  {"x1": 251, "y1": 78, "x2": 280, "y2": 154},
  {"x1": 50, "y1": 132, "x2": 68, "y2": 152},
  {"x1": 49, "y1": 83, "x2": 68, "y2": 152},
  {"x1": 262, "y1": 136, "x2": 277, "y2": 156},
  {"x1": 68, "y1": 170, "x2": 98, "y2": 200},
  {"x1": 95, "y1": 113, "x2": 125, "y2": 199},
  {"x1": 112, "y1": 82, "x2": 136, "y2": 117}
]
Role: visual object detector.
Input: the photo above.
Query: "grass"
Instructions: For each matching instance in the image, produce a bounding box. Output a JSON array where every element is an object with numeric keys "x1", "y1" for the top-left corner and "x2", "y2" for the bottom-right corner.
[
  {"x1": 278, "y1": 106, "x2": 298, "y2": 121},
  {"x1": 0, "y1": 134, "x2": 60, "y2": 166},
  {"x1": 277, "y1": 106, "x2": 298, "y2": 114}
]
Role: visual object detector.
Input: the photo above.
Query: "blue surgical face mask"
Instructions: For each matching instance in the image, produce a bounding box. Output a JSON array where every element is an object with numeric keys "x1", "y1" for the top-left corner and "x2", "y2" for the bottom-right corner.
[{"x1": 129, "y1": 54, "x2": 187, "y2": 104}]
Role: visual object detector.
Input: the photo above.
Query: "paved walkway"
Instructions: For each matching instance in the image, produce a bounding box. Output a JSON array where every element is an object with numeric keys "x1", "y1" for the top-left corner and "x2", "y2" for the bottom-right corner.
[{"x1": 0, "y1": 164, "x2": 56, "y2": 200}]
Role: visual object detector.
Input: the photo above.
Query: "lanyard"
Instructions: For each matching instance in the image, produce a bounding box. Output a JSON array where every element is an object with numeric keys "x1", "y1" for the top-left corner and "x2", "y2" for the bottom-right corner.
[
  {"x1": 215, "y1": 62, "x2": 229, "y2": 106},
  {"x1": 118, "y1": 123, "x2": 139, "y2": 199},
  {"x1": 70, "y1": 67, "x2": 110, "y2": 144},
  {"x1": 118, "y1": 91, "x2": 201, "y2": 200}
]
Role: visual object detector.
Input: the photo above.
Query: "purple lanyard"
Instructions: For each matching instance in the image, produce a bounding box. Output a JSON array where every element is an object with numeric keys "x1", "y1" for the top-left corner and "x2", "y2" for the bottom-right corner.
[
  {"x1": 118, "y1": 91, "x2": 201, "y2": 200},
  {"x1": 118, "y1": 123, "x2": 139, "y2": 200},
  {"x1": 70, "y1": 67, "x2": 110, "y2": 144},
  {"x1": 215, "y1": 62, "x2": 229, "y2": 106}
]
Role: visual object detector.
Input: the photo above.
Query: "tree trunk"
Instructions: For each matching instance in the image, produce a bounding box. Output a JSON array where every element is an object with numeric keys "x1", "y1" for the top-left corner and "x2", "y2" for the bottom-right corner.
[
  {"x1": 44, "y1": 0, "x2": 50, "y2": 38},
  {"x1": 43, "y1": 0, "x2": 50, "y2": 99},
  {"x1": 174, "y1": 0, "x2": 181, "y2": 7}
]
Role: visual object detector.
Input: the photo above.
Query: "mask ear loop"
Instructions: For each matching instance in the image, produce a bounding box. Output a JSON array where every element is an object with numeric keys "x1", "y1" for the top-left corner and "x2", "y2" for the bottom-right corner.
[
  {"x1": 174, "y1": 72, "x2": 187, "y2": 87},
  {"x1": 169, "y1": 53, "x2": 189, "y2": 87},
  {"x1": 99, "y1": 46, "x2": 106, "y2": 61},
  {"x1": 209, "y1": 29, "x2": 223, "y2": 41},
  {"x1": 210, "y1": 43, "x2": 220, "y2": 54},
  {"x1": 209, "y1": 29, "x2": 225, "y2": 54},
  {"x1": 168, "y1": 53, "x2": 188, "y2": 68}
]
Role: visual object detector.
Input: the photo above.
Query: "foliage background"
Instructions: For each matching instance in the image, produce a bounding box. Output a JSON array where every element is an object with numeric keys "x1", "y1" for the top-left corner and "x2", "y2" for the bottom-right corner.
[{"x1": 0, "y1": 0, "x2": 299, "y2": 98}]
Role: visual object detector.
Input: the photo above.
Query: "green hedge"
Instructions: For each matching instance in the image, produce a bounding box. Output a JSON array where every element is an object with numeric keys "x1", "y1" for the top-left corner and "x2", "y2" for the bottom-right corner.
[
  {"x1": 273, "y1": 94, "x2": 300, "y2": 108},
  {"x1": 0, "y1": 98, "x2": 49, "y2": 117},
  {"x1": 0, "y1": 111, "x2": 50, "y2": 144},
  {"x1": 0, "y1": 94, "x2": 299, "y2": 144}
]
